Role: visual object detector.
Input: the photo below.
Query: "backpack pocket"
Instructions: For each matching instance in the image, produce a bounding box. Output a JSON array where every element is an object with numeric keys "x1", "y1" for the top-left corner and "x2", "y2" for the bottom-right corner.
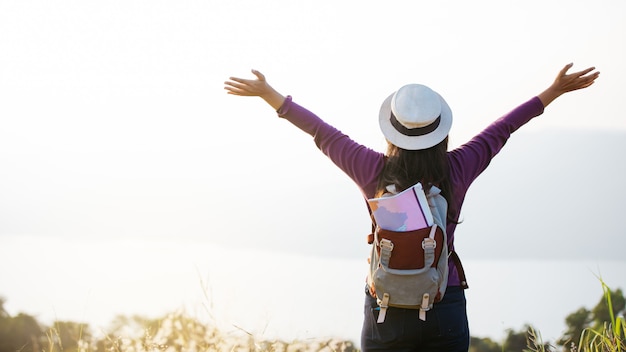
[
  {"x1": 376, "y1": 225, "x2": 444, "y2": 270},
  {"x1": 372, "y1": 265, "x2": 441, "y2": 309},
  {"x1": 368, "y1": 224, "x2": 447, "y2": 312}
]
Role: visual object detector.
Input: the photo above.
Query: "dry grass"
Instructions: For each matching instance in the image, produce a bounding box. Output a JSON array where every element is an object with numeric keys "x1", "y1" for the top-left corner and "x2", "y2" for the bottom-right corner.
[{"x1": 43, "y1": 310, "x2": 357, "y2": 352}]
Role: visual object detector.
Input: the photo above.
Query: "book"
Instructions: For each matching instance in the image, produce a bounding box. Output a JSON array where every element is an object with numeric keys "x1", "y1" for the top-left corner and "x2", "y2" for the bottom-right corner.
[{"x1": 367, "y1": 183, "x2": 434, "y2": 231}]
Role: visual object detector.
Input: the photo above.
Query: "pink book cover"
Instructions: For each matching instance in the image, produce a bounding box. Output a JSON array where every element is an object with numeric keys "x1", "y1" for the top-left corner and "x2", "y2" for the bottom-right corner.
[{"x1": 367, "y1": 183, "x2": 434, "y2": 231}]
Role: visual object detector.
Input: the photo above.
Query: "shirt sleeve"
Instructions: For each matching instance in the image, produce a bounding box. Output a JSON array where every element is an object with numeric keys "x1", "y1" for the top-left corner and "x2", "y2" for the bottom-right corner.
[
  {"x1": 448, "y1": 96, "x2": 545, "y2": 192},
  {"x1": 277, "y1": 96, "x2": 384, "y2": 197}
]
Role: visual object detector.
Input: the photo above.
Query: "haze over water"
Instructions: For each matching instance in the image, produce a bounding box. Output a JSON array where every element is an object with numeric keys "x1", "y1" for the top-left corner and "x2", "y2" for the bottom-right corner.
[{"x1": 2, "y1": 234, "x2": 624, "y2": 347}]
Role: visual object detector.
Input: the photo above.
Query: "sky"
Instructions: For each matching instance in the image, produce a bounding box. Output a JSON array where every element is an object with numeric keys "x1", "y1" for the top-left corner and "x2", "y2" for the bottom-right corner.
[{"x1": 1, "y1": 0, "x2": 625, "y2": 347}]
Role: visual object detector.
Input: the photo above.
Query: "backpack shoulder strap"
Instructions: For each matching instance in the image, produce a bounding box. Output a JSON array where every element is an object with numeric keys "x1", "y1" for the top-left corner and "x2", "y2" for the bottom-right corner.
[{"x1": 365, "y1": 197, "x2": 378, "y2": 244}]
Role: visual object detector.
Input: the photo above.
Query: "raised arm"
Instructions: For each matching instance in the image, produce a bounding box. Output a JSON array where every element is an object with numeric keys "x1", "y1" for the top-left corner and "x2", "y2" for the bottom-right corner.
[
  {"x1": 224, "y1": 69, "x2": 285, "y2": 110},
  {"x1": 538, "y1": 63, "x2": 600, "y2": 107}
]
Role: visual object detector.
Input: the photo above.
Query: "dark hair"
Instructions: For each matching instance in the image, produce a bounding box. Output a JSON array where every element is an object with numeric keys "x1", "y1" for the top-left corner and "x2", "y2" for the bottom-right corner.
[{"x1": 376, "y1": 137, "x2": 458, "y2": 223}]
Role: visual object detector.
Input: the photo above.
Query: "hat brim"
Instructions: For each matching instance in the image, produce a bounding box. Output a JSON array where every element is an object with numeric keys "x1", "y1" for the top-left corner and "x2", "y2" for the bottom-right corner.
[{"x1": 378, "y1": 91, "x2": 453, "y2": 150}]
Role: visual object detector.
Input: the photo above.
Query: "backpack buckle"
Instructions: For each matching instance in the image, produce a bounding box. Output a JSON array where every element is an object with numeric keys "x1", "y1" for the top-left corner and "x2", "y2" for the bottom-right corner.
[
  {"x1": 379, "y1": 238, "x2": 394, "y2": 250},
  {"x1": 422, "y1": 238, "x2": 436, "y2": 250},
  {"x1": 379, "y1": 239, "x2": 394, "y2": 268}
]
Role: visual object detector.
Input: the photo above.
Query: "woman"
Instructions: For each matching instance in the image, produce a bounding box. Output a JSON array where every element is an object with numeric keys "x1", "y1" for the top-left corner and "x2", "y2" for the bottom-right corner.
[{"x1": 224, "y1": 63, "x2": 599, "y2": 351}]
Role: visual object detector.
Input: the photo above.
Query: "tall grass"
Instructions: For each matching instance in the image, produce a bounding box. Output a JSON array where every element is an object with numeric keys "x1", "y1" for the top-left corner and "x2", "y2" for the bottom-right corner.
[{"x1": 575, "y1": 280, "x2": 626, "y2": 352}]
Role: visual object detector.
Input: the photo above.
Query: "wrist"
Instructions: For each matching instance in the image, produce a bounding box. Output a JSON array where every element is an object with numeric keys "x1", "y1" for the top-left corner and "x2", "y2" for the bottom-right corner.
[
  {"x1": 261, "y1": 87, "x2": 285, "y2": 111},
  {"x1": 538, "y1": 86, "x2": 561, "y2": 108}
]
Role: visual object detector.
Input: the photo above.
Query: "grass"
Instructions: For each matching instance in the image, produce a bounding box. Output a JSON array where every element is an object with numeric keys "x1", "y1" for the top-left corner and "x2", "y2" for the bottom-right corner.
[
  {"x1": 28, "y1": 279, "x2": 625, "y2": 352},
  {"x1": 42, "y1": 310, "x2": 357, "y2": 352},
  {"x1": 574, "y1": 280, "x2": 626, "y2": 352},
  {"x1": 525, "y1": 326, "x2": 553, "y2": 352},
  {"x1": 522, "y1": 279, "x2": 625, "y2": 352}
]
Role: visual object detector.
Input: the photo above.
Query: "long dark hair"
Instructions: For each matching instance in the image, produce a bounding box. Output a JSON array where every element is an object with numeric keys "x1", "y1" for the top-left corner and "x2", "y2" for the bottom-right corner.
[{"x1": 376, "y1": 137, "x2": 458, "y2": 223}]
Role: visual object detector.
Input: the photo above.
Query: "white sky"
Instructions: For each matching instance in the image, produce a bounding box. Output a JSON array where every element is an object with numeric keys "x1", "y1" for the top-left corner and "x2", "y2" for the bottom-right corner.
[{"x1": 1, "y1": 0, "x2": 625, "y2": 346}]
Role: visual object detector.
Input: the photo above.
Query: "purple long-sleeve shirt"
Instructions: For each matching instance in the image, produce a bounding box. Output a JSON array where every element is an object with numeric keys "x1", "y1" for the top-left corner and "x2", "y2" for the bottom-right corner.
[{"x1": 277, "y1": 95, "x2": 545, "y2": 286}]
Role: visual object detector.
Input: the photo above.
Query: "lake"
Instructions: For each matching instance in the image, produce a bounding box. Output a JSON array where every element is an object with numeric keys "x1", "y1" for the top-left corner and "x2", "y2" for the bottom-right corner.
[{"x1": 1, "y1": 235, "x2": 624, "y2": 347}]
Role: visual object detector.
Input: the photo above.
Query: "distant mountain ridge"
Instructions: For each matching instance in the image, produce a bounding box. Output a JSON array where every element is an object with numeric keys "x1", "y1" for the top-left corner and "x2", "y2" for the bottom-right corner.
[
  {"x1": 440, "y1": 129, "x2": 625, "y2": 261},
  {"x1": 4, "y1": 130, "x2": 622, "y2": 262},
  {"x1": 301, "y1": 129, "x2": 626, "y2": 261}
]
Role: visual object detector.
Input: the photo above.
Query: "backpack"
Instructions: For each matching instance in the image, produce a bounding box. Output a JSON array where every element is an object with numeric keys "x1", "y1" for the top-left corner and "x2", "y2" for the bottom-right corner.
[{"x1": 366, "y1": 183, "x2": 466, "y2": 323}]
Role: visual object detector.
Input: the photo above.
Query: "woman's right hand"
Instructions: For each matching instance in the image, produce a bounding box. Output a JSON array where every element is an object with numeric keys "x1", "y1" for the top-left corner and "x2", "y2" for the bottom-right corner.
[
  {"x1": 538, "y1": 63, "x2": 600, "y2": 107},
  {"x1": 224, "y1": 69, "x2": 285, "y2": 110}
]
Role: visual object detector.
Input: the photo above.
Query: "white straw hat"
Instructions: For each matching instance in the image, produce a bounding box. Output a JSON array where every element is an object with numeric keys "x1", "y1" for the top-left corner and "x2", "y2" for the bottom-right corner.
[{"x1": 379, "y1": 84, "x2": 452, "y2": 150}]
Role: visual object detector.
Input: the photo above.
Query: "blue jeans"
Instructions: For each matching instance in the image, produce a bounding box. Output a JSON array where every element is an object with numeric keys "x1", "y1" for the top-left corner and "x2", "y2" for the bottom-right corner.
[{"x1": 361, "y1": 286, "x2": 470, "y2": 352}]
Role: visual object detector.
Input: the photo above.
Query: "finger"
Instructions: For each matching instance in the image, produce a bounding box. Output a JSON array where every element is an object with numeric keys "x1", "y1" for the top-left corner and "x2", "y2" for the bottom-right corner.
[
  {"x1": 224, "y1": 81, "x2": 246, "y2": 89},
  {"x1": 224, "y1": 87, "x2": 240, "y2": 95},
  {"x1": 251, "y1": 69, "x2": 266, "y2": 81},
  {"x1": 224, "y1": 86, "x2": 250, "y2": 96},
  {"x1": 228, "y1": 76, "x2": 252, "y2": 84},
  {"x1": 573, "y1": 67, "x2": 596, "y2": 78},
  {"x1": 581, "y1": 72, "x2": 600, "y2": 86},
  {"x1": 224, "y1": 81, "x2": 253, "y2": 94},
  {"x1": 558, "y1": 63, "x2": 574, "y2": 77},
  {"x1": 567, "y1": 72, "x2": 600, "y2": 91},
  {"x1": 572, "y1": 72, "x2": 599, "y2": 88},
  {"x1": 223, "y1": 85, "x2": 241, "y2": 93}
]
